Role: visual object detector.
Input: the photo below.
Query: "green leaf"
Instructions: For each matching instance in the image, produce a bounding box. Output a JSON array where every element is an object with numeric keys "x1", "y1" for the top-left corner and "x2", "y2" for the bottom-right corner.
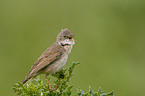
[{"x1": 12, "y1": 62, "x2": 113, "y2": 96}]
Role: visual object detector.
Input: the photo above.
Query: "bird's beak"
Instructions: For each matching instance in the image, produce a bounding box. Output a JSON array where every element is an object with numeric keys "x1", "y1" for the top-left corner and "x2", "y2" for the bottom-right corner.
[
  {"x1": 72, "y1": 34, "x2": 75, "y2": 37},
  {"x1": 68, "y1": 34, "x2": 75, "y2": 38},
  {"x1": 72, "y1": 34, "x2": 75, "y2": 42},
  {"x1": 68, "y1": 34, "x2": 75, "y2": 42}
]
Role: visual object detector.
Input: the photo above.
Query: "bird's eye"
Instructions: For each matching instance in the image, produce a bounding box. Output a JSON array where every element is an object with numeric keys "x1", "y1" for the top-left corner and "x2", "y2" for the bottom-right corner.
[
  {"x1": 64, "y1": 36, "x2": 67, "y2": 38},
  {"x1": 68, "y1": 37, "x2": 72, "y2": 39}
]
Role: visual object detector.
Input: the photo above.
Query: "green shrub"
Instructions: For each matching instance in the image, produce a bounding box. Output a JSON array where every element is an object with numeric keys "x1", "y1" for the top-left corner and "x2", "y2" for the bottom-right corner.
[{"x1": 13, "y1": 62, "x2": 113, "y2": 96}]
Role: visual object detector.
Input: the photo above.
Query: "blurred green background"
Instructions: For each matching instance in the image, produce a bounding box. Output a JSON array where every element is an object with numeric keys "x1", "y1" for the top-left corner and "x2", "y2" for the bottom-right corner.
[{"x1": 0, "y1": 0, "x2": 145, "y2": 96}]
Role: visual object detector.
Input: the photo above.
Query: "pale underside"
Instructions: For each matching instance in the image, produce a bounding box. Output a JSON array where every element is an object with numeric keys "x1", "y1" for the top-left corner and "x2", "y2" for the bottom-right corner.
[
  {"x1": 42, "y1": 39, "x2": 75, "y2": 74},
  {"x1": 40, "y1": 52, "x2": 68, "y2": 74},
  {"x1": 28, "y1": 39, "x2": 75, "y2": 77},
  {"x1": 22, "y1": 29, "x2": 75, "y2": 84}
]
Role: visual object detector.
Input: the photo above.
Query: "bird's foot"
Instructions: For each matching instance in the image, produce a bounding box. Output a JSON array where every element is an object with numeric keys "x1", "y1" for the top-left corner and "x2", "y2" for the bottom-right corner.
[{"x1": 49, "y1": 85, "x2": 58, "y2": 91}]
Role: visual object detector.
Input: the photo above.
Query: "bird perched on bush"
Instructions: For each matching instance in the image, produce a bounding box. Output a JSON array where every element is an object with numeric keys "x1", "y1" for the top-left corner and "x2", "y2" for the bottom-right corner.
[{"x1": 22, "y1": 28, "x2": 75, "y2": 89}]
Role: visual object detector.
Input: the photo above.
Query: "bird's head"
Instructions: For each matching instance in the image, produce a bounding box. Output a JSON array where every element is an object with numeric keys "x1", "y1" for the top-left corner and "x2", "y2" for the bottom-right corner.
[{"x1": 57, "y1": 28, "x2": 75, "y2": 46}]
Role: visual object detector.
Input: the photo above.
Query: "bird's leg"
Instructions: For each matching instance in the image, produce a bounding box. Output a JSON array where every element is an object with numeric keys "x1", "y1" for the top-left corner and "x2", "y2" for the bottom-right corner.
[
  {"x1": 46, "y1": 75, "x2": 51, "y2": 89},
  {"x1": 46, "y1": 75, "x2": 58, "y2": 91}
]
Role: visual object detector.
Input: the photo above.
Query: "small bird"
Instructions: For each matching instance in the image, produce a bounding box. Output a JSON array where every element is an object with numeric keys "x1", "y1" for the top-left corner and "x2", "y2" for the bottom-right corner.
[{"x1": 22, "y1": 28, "x2": 75, "y2": 89}]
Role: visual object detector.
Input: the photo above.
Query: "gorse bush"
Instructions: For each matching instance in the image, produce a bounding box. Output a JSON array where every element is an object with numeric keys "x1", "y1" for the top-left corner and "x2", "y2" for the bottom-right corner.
[{"x1": 13, "y1": 62, "x2": 114, "y2": 96}]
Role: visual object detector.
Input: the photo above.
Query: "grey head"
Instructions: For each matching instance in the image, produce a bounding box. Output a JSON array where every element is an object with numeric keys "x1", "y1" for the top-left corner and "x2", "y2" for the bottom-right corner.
[{"x1": 57, "y1": 28, "x2": 75, "y2": 42}]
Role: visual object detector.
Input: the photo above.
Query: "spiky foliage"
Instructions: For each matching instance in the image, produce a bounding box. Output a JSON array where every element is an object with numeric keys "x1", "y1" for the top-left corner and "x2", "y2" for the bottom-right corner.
[{"x1": 13, "y1": 62, "x2": 113, "y2": 96}]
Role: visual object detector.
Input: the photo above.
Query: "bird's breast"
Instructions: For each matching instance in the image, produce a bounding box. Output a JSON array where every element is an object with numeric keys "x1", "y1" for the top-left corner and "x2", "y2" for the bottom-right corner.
[
  {"x1": 44, "y1": 53, "x2": 68, "y2": 74},
  {"x1": 64, "y1": 45, "x2": 73, "y2": 54}
]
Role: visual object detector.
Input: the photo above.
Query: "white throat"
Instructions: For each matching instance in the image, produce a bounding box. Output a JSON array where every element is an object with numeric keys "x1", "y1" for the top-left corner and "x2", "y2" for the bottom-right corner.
[{"x1": 58, "y1": 39, "x2": 75, "y2": 54}]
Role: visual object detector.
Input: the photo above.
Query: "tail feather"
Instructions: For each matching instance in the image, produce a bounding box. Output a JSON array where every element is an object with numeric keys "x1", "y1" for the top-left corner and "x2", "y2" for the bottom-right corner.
[
  {"x1": 21, "y1": 73, "x2": 38, "y2": 84},
  {"x1": 20, "y1": 72, "x2": 38, "y2": 86},
  {"x1": 17, "y1": 76, "x2": 31, "y2": 87},
  {"x1": 22, "y1": 76, "x2": 31, "y2": 84},
  {"x1": 22, "y1": 78, "x2": 29, "y2": 84},
  {"x1": 22, "y1": 71, "x2": 33, "y2": 84}
]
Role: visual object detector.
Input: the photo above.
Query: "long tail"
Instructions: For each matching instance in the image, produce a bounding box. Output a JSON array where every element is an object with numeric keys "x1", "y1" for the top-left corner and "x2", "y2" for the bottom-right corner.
[
  {"x1": 22, "y1": 76, "x2": 31, "y2": 84},
  {"x1": 21, "y1": 73, "x2": 38, "y2": 84},
  {"x1": 17, "y1": 76, "x2": 31, "y2": 87},
  {"x1": 21, "y1": 71, "x2": 38, "y2": 86},
  {"x1": 22, "y1": 70, "x2": 33, "y2": 84}
]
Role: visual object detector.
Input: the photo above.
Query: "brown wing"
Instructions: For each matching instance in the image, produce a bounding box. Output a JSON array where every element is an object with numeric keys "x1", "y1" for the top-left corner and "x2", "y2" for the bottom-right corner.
[{"x1": 26, "y1": 42, "x2": 65, "y2": 77}]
